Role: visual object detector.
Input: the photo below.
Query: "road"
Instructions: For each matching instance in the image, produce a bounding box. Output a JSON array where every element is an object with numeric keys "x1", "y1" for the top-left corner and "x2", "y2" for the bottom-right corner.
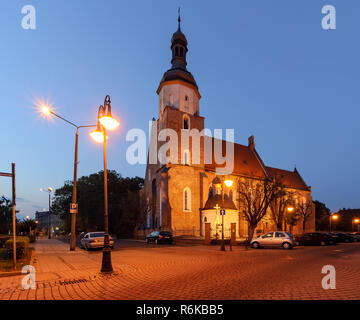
[{"x1": 0, "y1": 239, "x2": 359, "y2": 300}]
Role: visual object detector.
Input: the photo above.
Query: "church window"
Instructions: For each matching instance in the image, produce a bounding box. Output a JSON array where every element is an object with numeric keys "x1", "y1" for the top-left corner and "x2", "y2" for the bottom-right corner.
[
  {"x1": 180, "y1": 47, "x2": 184, "y2": 57},
  {"x1": 169, "y1": 94, "x2": 174, "y2": 106},
  {"x1": 183, "y1": 187, "x2": 191, "y2": 211},
  {"x1": 183, "y1": 115, "x2": 189, "y2": 129},
  {"x1": 208, "y1": 186, "x2": 214, "y2": 198},
  {"x1": 183, "y1": 149, "x2": 190, "y2": 165},
  {"x1": 175, "y1": 46, "x2": 179, "y2": 56}
]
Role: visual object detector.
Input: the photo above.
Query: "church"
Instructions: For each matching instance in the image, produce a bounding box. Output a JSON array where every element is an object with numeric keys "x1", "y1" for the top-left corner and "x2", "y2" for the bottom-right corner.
[{"x1": 140, "y1": 16, "x2": 315, "y2": 239}]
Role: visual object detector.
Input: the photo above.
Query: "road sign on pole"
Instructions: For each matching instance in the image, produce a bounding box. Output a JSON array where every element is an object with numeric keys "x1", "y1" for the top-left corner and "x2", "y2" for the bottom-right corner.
[
  {"x1": 70, "y1": 203, "x2": 78, "y2": 214},
  {"x1": 220, "y1": 209, "x2": 226, "y2": 216}
]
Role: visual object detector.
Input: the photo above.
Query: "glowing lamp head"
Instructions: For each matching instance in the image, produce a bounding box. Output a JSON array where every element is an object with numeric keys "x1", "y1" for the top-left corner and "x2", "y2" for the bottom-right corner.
[
  {"x1": 41, "y1": 105, "x2": 51, "y2": 116},
  {"x1": 354, "y1": 219, "x2": 360, "y2": 224},
  {"x1": 26, "y1": 216, "x2": 30, "y2": 219},
  {"x1": 48, "y1": 187, "x2": 53, "y2": 192},
  {"x1": 99, "y1": 115, "x2": 119, "y2": 130},
  {"x1": 332, "y1": 214, "x2": 339, "y2": 220},
  {"x1": 90, "y1": 129, "x2": 105, "y2": 143},
  {"x1": 287, "y1": 206, "x2": 294, "y2": 213},
  {"x1": 224, "y1": 180, "x2": 234, "y2": 188}
]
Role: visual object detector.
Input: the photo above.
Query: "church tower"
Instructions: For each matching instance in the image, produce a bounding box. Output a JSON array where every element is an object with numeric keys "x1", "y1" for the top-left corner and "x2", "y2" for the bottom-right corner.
[{"x1": 156, "y1": 13, "x2": 204, "y2": 165}]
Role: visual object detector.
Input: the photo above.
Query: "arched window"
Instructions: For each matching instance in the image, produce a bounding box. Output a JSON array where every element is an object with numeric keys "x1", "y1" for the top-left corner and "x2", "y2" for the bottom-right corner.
[
  {"x1": 208, "y1": 186, "x2": 214, "y2": 198},
  {"x1": 175, "y1": 47, "x2": 179, "y2": 56},
  {"x1": 183, "y1": 187, "x2": 191, "y2": 211},
  {"x1": 183, "y1": 115, "x2": 189, "y2": 129},
  {"x1": 183, "y1": 149, "x2": 190, "y2": 165},
  {"x1": 180, "y1": 47, "x2": 184, "y2": 57},
  {"x1": 169, "y1": 94, "x2": 174, "y2": 106}
]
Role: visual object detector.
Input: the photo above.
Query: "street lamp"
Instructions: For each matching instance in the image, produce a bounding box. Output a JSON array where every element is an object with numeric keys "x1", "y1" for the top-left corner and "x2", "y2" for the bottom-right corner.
[
  {"x1": 40, "y1": 103, "x2": 96, "y2": 251},
  {"x1": 352, "y1": 218, "x2": 360, "y2": 232},
  {"x1": 219, "y1": 179, "x2": 233, "y2": 251},
  {"x1": 284, "y1": 206, "x2": 294, "y2": 231},
  {"x1": 40, "y1": 187, "x2": 53, "y2": 239},
  {"x1": 91, "y1": 95, "x2": 119, "y2": 274},
  {"x1": 329, "y1": 213, "x2": 339, "y2": 232}
]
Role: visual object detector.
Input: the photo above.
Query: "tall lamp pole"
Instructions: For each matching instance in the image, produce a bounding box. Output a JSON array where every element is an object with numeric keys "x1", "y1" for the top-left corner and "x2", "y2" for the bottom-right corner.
[
  {"x1": 90, "y1": 95, "x2": 119, "y2": 274},
  {"x1": 40, "y1": 187, "x2": 53, "y2": 239},
  {"x1": 220, "y1": 179, "x2": 234, "y2": 252},
  {"x1": 40, "y1": 105, "x2": 96, "y2": 250}
]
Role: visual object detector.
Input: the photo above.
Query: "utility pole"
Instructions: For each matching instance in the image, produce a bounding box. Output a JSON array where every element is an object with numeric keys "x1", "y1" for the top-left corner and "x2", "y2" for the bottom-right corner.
[{"x1": 0, "y1": 163, "x2": 17, "y2": 268}]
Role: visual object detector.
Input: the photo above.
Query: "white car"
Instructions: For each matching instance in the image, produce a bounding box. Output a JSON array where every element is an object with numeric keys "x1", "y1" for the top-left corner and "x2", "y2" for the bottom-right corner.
[
  {"x1": 80, "y1": 232, "x2": 114, "y2": 250},
  {"x1": 250, "y1": 231, "x2": 295, "y2": 249}
]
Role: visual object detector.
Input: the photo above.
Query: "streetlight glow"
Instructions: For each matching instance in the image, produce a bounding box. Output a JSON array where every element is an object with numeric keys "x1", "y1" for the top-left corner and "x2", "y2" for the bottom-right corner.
[
  {"x1": 224, "y1": 180, "x2": 234, "y2": 188},
  {"x1": 287, "y1": 206, "x2": 294, "y2": 213},
  {"x1": 41, "y1": 105, "x2": 51, "y2": 116},
  {"x1": 90, "y1": 129, "x2": 105, "y2": 143},
  {"x1": 332, "y1": 214, "x2": 339, "y2": 220},
  {"x1": 99, "y1": 115, "x2": 119, "y2": 130},
  {"x1": 354, "y1": 218, "x2": 360, "y2": 223}
]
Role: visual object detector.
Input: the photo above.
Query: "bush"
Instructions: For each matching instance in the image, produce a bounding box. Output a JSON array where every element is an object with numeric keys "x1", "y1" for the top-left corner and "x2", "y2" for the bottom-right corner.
[
  {"x1": 5, "y1": 236, "x2": 30, "y2": 259},
  {"x1": 0, "y1": 235, "x2": 10, "y2": 248}
]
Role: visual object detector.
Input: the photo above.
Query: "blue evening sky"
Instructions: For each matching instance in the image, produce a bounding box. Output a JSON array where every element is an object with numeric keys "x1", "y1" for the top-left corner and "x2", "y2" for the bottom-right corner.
[{"x1": 0, "y1": 0, "x2": 359, "y2": 219}]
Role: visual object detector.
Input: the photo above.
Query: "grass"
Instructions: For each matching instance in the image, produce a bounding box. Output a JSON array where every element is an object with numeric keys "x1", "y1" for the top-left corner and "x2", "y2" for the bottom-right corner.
[{"x1": 0, "y1": 247, "x2": 33, "y2": 272}]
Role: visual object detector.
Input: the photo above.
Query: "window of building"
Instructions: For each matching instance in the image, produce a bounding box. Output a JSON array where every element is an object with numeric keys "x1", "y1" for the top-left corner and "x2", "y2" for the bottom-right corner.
[
  {"x1": 180, "y1": 47, "x2": 184, "y2": 57},
  {"x1": 183, "y1": 149, "x2": 190, "y2": 165},
  {"x1": 183, "y1": 187, "x2": 191, "y2": 211},
  {"x1": 169, "y1": 94, "x2": 174, "y2": 106},
  {"x1": 183, "y1": 115, "x2": 189, "y2": 129}
]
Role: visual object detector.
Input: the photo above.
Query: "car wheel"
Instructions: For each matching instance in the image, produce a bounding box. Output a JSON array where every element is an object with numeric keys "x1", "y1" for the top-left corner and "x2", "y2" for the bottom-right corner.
[
  {"x1": 251, "y1": 242, "x2": 260, "y2": 249},
  {"x1": 320, "y1": 241, "x2": 326, "y2": 246},
  {"x1": 282, "y1": 242, "x2": 292, "y2": 249}
]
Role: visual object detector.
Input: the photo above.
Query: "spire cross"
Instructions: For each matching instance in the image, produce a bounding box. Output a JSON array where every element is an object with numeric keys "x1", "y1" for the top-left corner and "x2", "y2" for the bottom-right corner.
[{"x1": 178, "y1": 6, "x2": 181, "y2": 29}]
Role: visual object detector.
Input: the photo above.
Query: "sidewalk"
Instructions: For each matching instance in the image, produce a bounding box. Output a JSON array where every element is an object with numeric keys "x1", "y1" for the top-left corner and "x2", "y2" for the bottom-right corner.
[{"x1": 0, "y1": 239, "x2": 103, "y2": 292}]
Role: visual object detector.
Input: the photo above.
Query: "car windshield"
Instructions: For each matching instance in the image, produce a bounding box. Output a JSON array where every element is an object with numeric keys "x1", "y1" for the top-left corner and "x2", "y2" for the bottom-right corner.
[
  {"x1": 160, "y1": 232, "x2": 171, "y2": 236},
  {"x1": 285, "y1": 232, "x2": 293, "y2": 239},
  {"x1": 90, "y1": 232, "x2": 105, "y2": 238}
]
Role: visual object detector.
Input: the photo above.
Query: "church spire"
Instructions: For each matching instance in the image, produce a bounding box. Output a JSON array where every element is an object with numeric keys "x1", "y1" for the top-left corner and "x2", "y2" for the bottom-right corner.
[
  {"x1": 178, "y1": 7, "x2": 181, "y2": 30},
  {"x1": 171, "y1": 9, "x2": 188, "y2": 69}
]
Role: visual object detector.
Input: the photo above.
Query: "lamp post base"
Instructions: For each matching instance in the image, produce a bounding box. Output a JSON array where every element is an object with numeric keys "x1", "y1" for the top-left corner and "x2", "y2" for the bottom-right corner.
[{"x1": 101, "y1": 247, "x2": 113, "y2": 273}]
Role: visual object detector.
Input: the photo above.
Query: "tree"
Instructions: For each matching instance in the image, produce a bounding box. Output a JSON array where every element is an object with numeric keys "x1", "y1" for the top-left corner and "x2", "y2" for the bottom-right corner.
[
  {"x1": 314, "y1": 200, "x2": 331, "y2": 231},
  {"x1": 51, "y1": 170, "x2": 144, "y2": 238},
  {"x1": 237, "y1": 177, "x2": 280, "y2": 243},
  {"x1": 0, "y1": 196, "x2": 12, "y2": 234},
  {"x1": 297, "y1": 199, "x2": 313, "y2": 232},
  {"x1": 269, "y1": 182, "x2": 291, "y2": 230}
]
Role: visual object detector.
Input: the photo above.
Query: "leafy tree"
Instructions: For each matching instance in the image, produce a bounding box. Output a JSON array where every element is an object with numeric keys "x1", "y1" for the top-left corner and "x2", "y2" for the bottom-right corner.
[
  {"x1": 237, "y1": 177, "x2": 280, "y2": 243},
  {"x1": 51, "y1": 170, "x2": 144, "y2": 238},
  {"x1": 0, "y1": 196, "x2": 12, "y2": 234}
]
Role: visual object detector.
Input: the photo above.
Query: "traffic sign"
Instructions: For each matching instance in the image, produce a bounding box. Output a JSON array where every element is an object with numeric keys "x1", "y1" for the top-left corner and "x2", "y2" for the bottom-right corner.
[
  {"x1": 220, "y1": 209, "x2": 225, "y2": 216},
  {"x1": 70, "y1": 203, "x2": 78, "y2": 214}
]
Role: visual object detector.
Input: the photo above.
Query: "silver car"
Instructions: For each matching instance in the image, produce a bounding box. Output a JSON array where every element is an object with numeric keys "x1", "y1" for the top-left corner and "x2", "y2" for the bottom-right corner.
[
  {"x1": 250, "y1": 231, "x2": 295, "y2": 249},
  {"x1": 80, "y1": 232, "x2": 114, "y2": 250}
]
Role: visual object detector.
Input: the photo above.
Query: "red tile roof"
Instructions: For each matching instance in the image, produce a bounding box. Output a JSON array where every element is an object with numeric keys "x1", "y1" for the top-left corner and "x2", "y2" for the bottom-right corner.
[{"x1": 265, "y1": 167, "x2": 310, "y2": 191}]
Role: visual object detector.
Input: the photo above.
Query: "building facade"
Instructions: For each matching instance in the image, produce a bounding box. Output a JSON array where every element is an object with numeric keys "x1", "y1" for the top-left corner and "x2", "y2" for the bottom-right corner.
[{"x1": 140, "y1": 17, "x2": 315, "y2": 239}]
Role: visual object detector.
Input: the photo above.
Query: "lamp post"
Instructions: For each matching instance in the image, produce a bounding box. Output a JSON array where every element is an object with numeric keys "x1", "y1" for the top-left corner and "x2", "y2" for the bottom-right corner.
[
  {"x1": 329, "y1": 213, "x2": 339, "y2": 232},
  {"x1": 218, "y1": 179, "x2": 233, "y2": 252},
  {"x1": 352, "y1": 218, "x2": 359, "y2": 232},
  {"x1": 40, "y1": 105, "x2": 96, "y2": 250},
  {"x1": 285, "y1": 206, "x2": 294, "y2": 232},
  {"x1": 90, "y1": 95, "x2": 119, "y2": 273},
  {"x1": 40, "y1": 187, "x2": 53, "y2": 239}
]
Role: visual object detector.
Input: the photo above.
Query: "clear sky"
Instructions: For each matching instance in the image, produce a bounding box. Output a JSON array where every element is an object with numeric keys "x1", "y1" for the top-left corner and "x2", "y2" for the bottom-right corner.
[{"x1": 0, "y1": 0, "x2": 359, "y2": 219}]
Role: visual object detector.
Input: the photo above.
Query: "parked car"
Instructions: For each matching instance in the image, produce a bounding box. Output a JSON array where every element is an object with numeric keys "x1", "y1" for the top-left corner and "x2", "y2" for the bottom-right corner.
[
  {"x1": 348, "y1": 232, "x2": 360, "y2": 242},
  {"x1": 250, "y1": 231, "x2": 295, "y2": 249},
  {"x1": 295, "y1": 232, "x2": 335, "y2": 246},
  {"x1": 146, "y1": 231, "x2": 173, "y2": 244},
  {"x1": 328, "y1": 232, "x2": 354, "y2": 243},
  {"x1": 80, "y1": 232, "x2": 114, "y2": 250}
]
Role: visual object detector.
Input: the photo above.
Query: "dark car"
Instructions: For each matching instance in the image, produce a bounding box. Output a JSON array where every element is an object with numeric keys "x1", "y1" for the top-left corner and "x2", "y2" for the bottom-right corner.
[
  {"x1": 295, "y1": 232, "x2": 335, "y2": 246},
  {"x1": 146, "y1": 231, "x2": 173, "y2": 244},
  {"x1": 328, "y1": 232, "x2": 354, "y2": 243},
  {"x1": 347, "y1": 232, "x2": 360, "y2": 242}
]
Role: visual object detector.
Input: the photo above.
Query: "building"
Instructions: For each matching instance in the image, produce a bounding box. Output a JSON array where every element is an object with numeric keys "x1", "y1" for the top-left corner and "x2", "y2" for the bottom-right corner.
[
  {"x1": 140, "y1": 16, "x2": 315, "y2": 239},
  {"x1": 35, "y1": 211, "x2": 63, "y2": 235}
]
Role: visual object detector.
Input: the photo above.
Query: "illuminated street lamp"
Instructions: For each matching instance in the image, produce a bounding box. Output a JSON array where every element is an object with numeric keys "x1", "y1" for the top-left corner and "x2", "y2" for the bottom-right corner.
[
  {"x1": 219, "y1": 179, "x2": 233, "y2": 251},
  {"x1": 91, "y1": 95, "x2": 119, "y2": 274},
  {"x1": 40, "y1": 104, "x2": 96, "y2": 250},
  {"x1": 329, "y1": 213, "x2": 339, "y2": 232},
  {"x1": 352, "y1": 218, "x2": 360, "y2": 232},
  {"x1": 40, "y1": 187, "x2": 53, "y2": 239}
]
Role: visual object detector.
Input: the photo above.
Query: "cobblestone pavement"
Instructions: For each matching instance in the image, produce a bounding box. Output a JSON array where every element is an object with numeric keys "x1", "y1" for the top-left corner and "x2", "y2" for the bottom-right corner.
[{"x1": 1, "y1": 239, "x2": 360, "y2": 300}]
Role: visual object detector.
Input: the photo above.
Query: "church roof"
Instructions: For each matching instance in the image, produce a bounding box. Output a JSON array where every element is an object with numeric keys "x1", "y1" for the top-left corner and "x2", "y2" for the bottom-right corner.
[
  {"x1": 203, "y1": 194, "x2": 237, "y2": 211},
  {"x1": 204, "y1": 137, "x2": 268, "y2": 179},
  {"x1": 265, "y1": 166, "x2": 310, "y2": 191}
]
